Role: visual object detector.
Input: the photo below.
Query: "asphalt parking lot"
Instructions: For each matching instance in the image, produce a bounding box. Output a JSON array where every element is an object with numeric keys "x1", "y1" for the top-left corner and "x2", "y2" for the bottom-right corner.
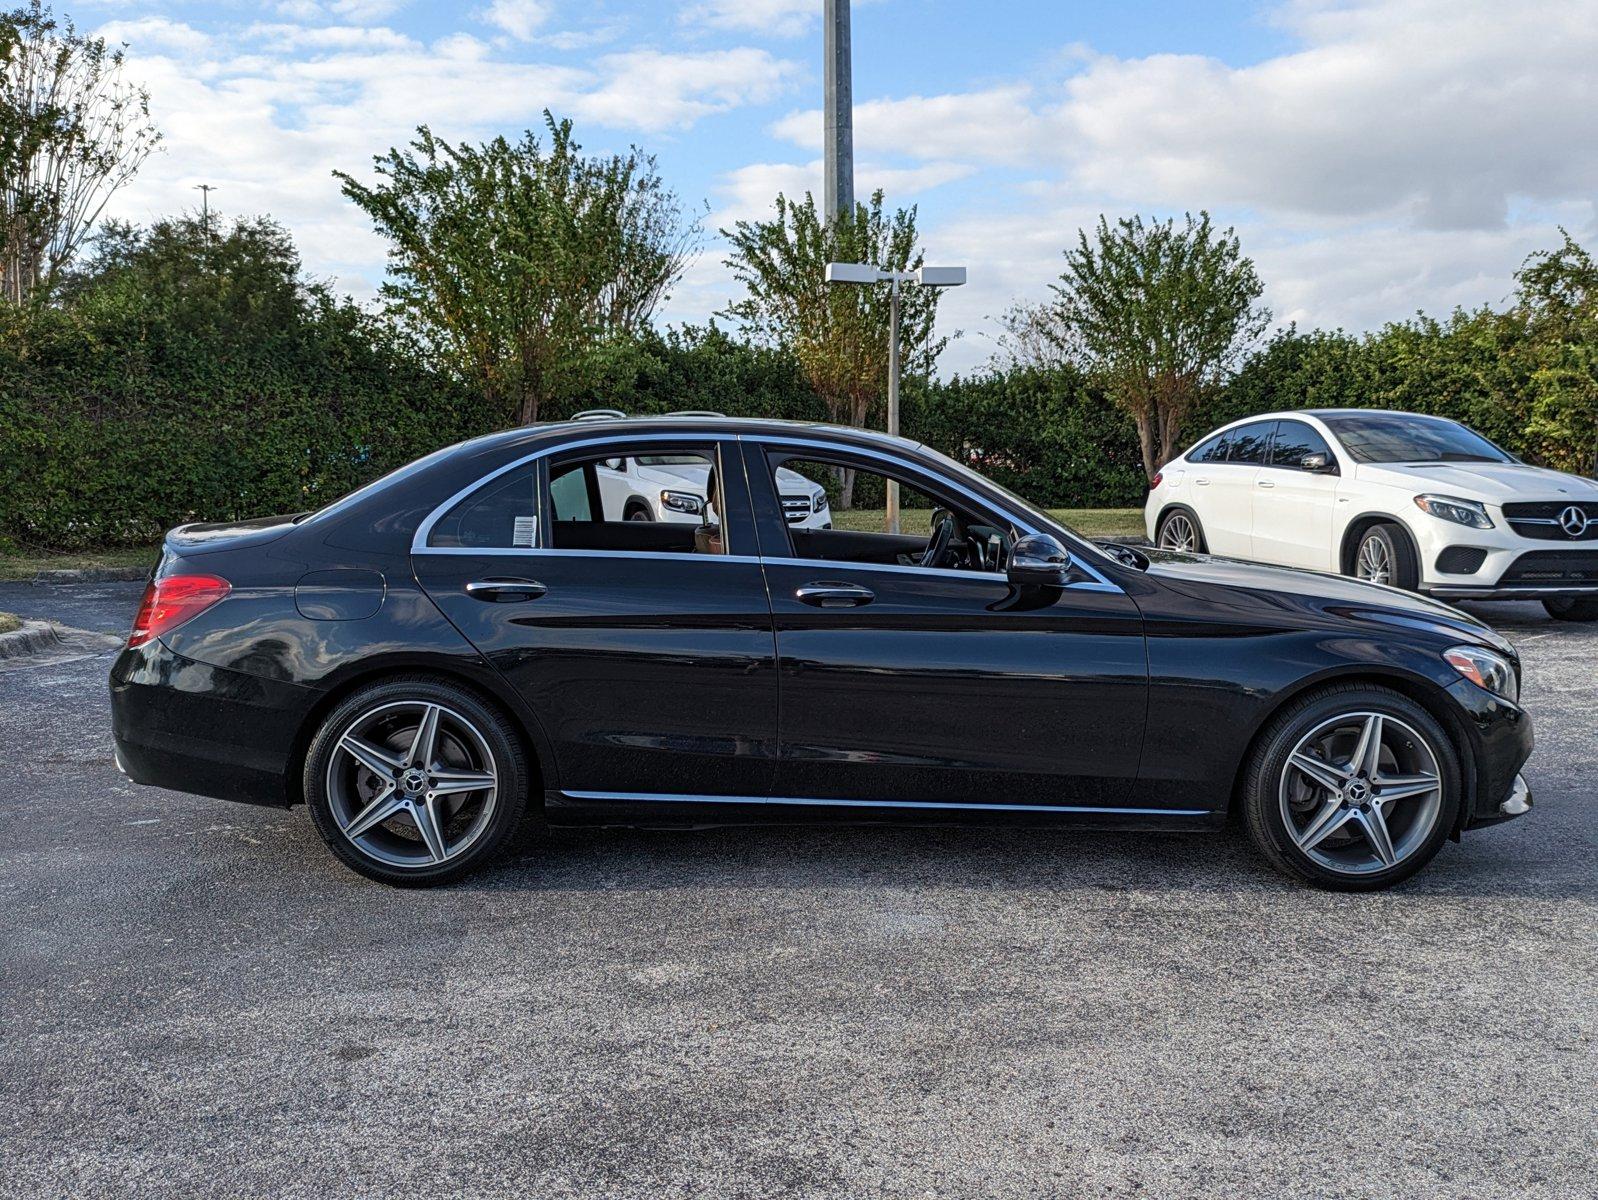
[{"x1": 2, "y1": 581, "x2": 1594, "y2": 1199}]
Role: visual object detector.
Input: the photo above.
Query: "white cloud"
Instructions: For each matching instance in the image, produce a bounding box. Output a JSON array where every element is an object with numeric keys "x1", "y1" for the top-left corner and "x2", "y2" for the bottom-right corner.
[
  {"x1": 580, "y1": 49, "x2": 802, "y2": 131},
  {"x1": 479, "y1": 0, "x2": 553, "y2": 42},
  {"x1": 332, "y1": 0, "x2": 408, "y2": 19},
  {"x1": 97, "y1": 18, "x2": 212, "y2": 55},
  {"x1": 681, "y1": 0, "x2": 819, "y2": 39},
  {"x1": 772, "y1": 87, "x2": 1048, "y2": 167}
]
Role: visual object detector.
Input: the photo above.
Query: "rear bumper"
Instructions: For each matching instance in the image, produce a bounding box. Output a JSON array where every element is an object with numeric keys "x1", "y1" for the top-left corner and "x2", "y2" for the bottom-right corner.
[{"x1": 109, "y1": 639, "x2": 316, "y2": 808}]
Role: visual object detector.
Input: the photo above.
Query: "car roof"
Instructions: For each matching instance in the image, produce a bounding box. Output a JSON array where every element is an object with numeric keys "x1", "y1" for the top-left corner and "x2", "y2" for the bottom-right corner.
[{"x1": 453, "y1": 415, "x2": 932, "y2": 458}]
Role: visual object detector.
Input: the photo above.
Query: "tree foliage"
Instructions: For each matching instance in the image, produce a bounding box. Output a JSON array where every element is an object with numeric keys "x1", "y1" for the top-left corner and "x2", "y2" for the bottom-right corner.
[
  {"x1": 335, "y1": 113, "x2": 698, "y2": 427},
  {"x1": 0, "y1": 0, "x2": 160, "y2": 304},
  {"x1": 1044, "y1": 212, "x2": 1269, "y2": 480}
]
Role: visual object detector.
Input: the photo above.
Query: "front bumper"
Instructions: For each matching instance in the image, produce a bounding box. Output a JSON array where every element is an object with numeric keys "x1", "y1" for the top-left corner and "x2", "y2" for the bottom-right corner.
[
  {"x1": 1499, "y1": 773, "x2": 1532, "y2": 817},
  {"x1": 1445, "y1": 675, "x2": 1535, "y2": 830},
  {"x1": 1428, "y1": 583, "x2": 1598, "y2": 601}
]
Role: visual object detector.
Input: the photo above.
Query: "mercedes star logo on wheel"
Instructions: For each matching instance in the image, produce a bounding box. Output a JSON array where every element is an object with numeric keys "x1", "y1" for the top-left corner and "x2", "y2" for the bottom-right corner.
[{"x1": 1558, "y1": 505, "x2": 1590, "y2": 537}]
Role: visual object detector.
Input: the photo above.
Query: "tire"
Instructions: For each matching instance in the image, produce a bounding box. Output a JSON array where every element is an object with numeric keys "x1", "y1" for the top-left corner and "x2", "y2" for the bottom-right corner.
[
  {"x1": 1241, "y1": 683, "x2": 1461, "y2": 891},
  {"x1": 1542, "y1": 596, "x2": 1598, "y2": 622},
  {"x1": 1156, "y1": 508, "x2": 1207, "y2": 553},
  {"x1": 304, "y1": 675, "x2": 530, "y2": 887},
  {"x1": 1350, "y1": 523, "x2": 1418, "y2": 591}
]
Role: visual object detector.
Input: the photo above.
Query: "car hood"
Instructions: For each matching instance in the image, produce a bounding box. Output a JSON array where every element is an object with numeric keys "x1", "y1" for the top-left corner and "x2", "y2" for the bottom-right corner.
[
  {"x1": 1354, "y1": 460, "x2": 1598, "y2": 503},
  {"x1": 1141, "y1": 549, "x2": 1512, "y2": 652}
]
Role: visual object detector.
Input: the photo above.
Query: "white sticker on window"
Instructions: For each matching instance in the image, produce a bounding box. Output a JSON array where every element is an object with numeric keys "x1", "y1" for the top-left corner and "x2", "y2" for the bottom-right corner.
[{"x1": 512, "y1": 515, "x2": 538, "y2": 548}]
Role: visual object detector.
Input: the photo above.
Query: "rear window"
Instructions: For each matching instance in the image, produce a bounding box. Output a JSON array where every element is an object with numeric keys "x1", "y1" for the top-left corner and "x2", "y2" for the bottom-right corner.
[{"x1": 1226, "y1": 421, "x2": 1274, "y2": 465}]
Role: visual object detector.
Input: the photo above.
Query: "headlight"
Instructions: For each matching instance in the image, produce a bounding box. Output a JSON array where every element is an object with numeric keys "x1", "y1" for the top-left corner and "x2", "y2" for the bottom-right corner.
[
  {"x1": 660, "y1": 490, "x2": 704, "y2": 515},
  {"x1": 1444, "y1": 645, "x2": 1519, "y2": 702},
  {"x1": 1414, "y1": 494, "x2": 1493, "y2": 529},
  {"x1": 813, "y1": 492, "x2": 829, "y2": 511}
]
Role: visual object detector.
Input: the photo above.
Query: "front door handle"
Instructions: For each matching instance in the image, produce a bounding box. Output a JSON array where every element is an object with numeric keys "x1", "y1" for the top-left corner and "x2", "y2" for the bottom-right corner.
[
  {"x1": 465, "y1": 577, "x2": 547, "y2": 602},
  {"x1": 795, "y1": 582, "x2": 875, "y2": 608},
  {"x1": 1257, "y1": 479, "x2": 1275, "y2": 489},
  {"x1": 1195, "y1": 477, "x2": 1211, "y2": 486}
]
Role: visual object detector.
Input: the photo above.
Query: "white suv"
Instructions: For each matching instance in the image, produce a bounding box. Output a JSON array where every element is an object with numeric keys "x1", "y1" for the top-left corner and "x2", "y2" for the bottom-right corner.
[{"x1": 1145, "y1": 408, "x2": 1598, "y2": 621}]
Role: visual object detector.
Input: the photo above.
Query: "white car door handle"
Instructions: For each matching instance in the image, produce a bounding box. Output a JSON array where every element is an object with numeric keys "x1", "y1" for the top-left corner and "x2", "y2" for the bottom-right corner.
[
  {"x1": 1257, "y1": 479, "x2": 1275, "y2": 489},
  {"x1": 1195, "y1": 478, "x2": 1211, "y2": 486}
]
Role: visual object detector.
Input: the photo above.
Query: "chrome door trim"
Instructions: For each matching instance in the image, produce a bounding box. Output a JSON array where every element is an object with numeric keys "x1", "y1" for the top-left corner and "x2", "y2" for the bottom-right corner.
[{"x1": 560, "y1": 790, "x2": 1208, "y2": 817}]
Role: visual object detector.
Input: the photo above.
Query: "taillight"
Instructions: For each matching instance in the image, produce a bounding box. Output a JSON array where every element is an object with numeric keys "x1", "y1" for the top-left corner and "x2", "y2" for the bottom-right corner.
[
  {"x1": 128, "y1": 574, "x2": 231, "y2": 648},
  {"x1": 1150, "y1": 471, "x2": 1164, "y2": 490}
]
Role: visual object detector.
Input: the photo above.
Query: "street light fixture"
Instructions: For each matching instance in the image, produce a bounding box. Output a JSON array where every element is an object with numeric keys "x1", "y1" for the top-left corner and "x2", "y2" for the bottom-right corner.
[{"x1": 823, "y1": 261, "x2": 966, "y2": 533}]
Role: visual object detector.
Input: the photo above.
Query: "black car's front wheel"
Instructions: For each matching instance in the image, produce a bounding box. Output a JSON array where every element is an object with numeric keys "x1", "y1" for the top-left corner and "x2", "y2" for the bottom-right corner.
[
  {"x1": 1241, "y1": 684, "x2": 1460, "y2": 890},
  {"x1": 304, "y1": 676, "x2": 529, "y2": 886}
]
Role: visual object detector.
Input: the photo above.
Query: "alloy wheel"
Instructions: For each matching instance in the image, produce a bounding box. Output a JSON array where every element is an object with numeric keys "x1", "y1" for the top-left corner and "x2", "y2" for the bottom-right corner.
[
  {"x1": 1278, "y1": 711, "x2": 1442, "y2": 876},
  {"x1": 1356, "y1": 533, "x2": 1391, "y2": 584},
  {"x1": 325, "y1": 700, "x2": 499, "y2": 870},
  {"x1": 1159, "y1": 513, "x2": 1197, "y2": 551}
]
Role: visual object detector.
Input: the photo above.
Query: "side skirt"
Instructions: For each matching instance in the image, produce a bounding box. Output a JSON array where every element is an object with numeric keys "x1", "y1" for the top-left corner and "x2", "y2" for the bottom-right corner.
[{"x1": 544, "y1": 790, "x2": 1224, "y2": 832}]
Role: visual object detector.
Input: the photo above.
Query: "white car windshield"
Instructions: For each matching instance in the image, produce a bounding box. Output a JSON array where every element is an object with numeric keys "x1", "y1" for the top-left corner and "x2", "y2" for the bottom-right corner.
[{"x1": 1322, "y1": 414, "x2": 1516, "y2": 465}]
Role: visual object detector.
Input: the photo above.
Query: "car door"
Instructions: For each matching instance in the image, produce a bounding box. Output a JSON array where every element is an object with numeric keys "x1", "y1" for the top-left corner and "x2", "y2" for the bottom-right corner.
[
  {"x1": 1251, "y1": 419, "x2": 1341, "y2": 570},
  {"x1": 742, "y1": 439, "x2": 1149, "y2": 810},
  {"x1": 412, "y1": 434, "x2": 779, "y2": 802},
  {"x1": 1191, "y1": 420, "x2": 1271, "y2": 556}
]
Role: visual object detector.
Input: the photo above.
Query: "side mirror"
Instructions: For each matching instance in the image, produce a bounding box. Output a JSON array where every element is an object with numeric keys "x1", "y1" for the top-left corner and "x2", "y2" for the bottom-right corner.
[
  {"x1": 1007, "y1": 533, "x2": 1074, "y2": 588},
  {"x1": 1302, "y1": 452, "x2": 1334, "y2": 473},
  {"x1": 601, "y1": 457, "x2": 625, "y2": 472}
]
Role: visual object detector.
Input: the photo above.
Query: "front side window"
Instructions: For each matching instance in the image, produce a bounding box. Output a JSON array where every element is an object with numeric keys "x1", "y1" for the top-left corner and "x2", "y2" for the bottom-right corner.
[
  {"x1": 1269, "y1": 421, "x2": 1335, "y2": 470},
  {"x1": 1320, "y1": 413, "x2": 1515, "y2": 464},
  {"x1": 769, "y1": 454, "x2": 1009, "y2": 574}
]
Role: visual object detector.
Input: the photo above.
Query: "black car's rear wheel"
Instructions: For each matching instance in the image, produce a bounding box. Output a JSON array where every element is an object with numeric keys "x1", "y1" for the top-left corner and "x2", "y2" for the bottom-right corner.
[
  {"x1": 304, "y1": 676, "x2": 528, "y2": 886},
  {"x1": 1242, "y1": 684, "x2": 1460, "y2": 890},
  {"x1": 1542, "y1": 596, "x2": 1598, "y2": 622}
]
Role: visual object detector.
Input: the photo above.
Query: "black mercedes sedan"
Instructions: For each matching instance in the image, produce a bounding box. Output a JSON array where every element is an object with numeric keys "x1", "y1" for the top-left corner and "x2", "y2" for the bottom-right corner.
[{"x1": 110, "y1": 416, "x2": 1534, "y2": 889}]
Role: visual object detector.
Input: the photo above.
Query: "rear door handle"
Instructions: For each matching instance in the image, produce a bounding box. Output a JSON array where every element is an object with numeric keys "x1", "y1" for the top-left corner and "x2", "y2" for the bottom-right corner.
[
  {"x1": 1195, "y1": 477, "x2": 1211, "y2": 486},
  {"x1": 1257, "y1": 479, "x2": 1275, "y2": 489},
  {"x1": 465, "y1": 577, "x2": 547, "y2": 602},
  {"x1": 795, "y1": 582, "x2": 875, "y2": 608}
]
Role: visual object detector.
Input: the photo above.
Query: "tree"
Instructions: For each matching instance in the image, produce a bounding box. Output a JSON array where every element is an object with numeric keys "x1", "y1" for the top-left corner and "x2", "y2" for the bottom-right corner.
[
  {"x1": 1044, "y1": 213, "x2": 1269, "y2": 481},
  {"x1": 1514, "y1": 230, "x2": 1597, "y2": 475},
  {"x1": 720, "y1": 190, "x2": 945, "y2": 506},
  {"x1": 0, "y1": 0, "x2": 160, "y2": 304},
  {"x1": 335, "y1": 113, "x2": 698, "y2": 426}
]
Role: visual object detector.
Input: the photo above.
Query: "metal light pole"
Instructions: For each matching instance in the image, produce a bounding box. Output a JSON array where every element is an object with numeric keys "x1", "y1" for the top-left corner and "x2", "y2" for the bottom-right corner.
[
  {"x1": 824, "y1": 0, "x2": 854, "y2": 221},
  {"x1": 824, "y1": 263, "x2": 967, "y2": 533}
]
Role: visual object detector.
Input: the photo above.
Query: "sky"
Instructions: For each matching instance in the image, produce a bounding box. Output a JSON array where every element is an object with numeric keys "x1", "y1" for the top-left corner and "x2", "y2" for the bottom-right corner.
[{"x1": 80, "y1": 0, "x2": 1598, "y2": 376}]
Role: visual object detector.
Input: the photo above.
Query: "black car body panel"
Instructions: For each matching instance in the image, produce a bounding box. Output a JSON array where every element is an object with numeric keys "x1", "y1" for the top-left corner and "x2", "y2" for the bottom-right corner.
[{"x1": 110, "y1": 417, "x2": 1534, "y2": 837}]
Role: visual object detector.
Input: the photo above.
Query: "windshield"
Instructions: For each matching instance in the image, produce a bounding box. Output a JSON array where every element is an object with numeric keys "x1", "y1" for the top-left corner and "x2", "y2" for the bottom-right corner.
[
  {"x1": 1322, "y1": 414, "x2": 1515, "y2": 464},
  {"x1": 298, "y1": 441, "x2": 465, "y2": 525}
]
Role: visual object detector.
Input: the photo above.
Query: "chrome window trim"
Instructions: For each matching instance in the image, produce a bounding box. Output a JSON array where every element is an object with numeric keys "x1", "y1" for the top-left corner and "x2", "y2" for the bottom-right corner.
[
  {"x1": 560, "y1": 790, "x2": 1207, "y2": 817},
  {"x1": 412, "y1": 431, "x2": 728, "y2": 554},
  {"x1": 755, "y1": 554, "x2": 1121, "y2": 592},
  {"x1": 409, "y1": 428, "x2": 1124, "y2": 594}
]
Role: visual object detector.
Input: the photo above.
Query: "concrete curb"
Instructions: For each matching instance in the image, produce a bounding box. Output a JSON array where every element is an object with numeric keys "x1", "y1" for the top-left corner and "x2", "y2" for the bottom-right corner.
[
  {"x1": 31, "y1": 567, "x2": 149, "y2": 584},
  {"x1": 0, "y1": 620, "x2": 64, "y2": 661}
]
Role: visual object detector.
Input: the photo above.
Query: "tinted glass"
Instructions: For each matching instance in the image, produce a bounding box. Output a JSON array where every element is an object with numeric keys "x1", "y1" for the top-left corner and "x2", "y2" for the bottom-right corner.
[
  {"x1": 1227, "y1": 422, "x2": 1274, "y2": 464},
  {"x1": 1269, "y1": 421, "x2": 1334, "y2": 470},
  {"x1": 429, "y1": 463, "x2": 539, "y2": 548},
  {"x1": 1187, "y1": 433, "x2": 1229, "y2": 463},
  {"x1": 1321, "y1": 414, "x2": 1515, "y2": 464}
]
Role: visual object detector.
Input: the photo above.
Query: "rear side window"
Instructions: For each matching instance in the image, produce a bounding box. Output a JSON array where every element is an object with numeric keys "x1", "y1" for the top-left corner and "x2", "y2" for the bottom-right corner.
[
  {"x1": 1227, "y1": 422, "x2": 1274, "y2": 464},
  {"x1": 428, "y1": 463, "x2": 539, "y2": 549},
  {"x1": 1270, "y1": 421, "x2": 1334, "y2": 470},
  {"x1": 1187, "y1": 432, "x2": 1230, "y2": 463}
]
